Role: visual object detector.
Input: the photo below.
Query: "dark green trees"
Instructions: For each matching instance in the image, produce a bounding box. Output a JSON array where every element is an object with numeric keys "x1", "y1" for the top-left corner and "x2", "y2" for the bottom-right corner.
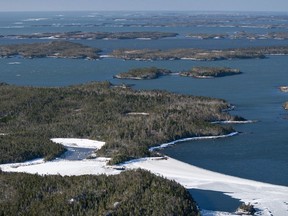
[{"x1": 0, "y1": 170, "x2": 199, "y2": 216}]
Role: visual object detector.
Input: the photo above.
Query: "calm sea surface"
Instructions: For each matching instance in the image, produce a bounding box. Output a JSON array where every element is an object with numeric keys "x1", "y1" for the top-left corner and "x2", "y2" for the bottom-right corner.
[{"x1": 0, "y1": 12, "x2": 288, "y2": 188}]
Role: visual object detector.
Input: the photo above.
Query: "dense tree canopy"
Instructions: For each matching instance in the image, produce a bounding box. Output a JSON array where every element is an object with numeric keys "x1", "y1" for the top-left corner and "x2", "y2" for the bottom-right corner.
[
  {"x1": 0, "y1": 169, "x2": 199, "y2": 216},
  {"x1": 0, "y1": 81, "x2": 236, "y2": 164}
]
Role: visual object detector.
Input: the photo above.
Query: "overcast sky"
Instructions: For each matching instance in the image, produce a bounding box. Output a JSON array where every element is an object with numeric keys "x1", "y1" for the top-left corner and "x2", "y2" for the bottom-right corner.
[{"x1": 0, "y1": 0, "x2": 288, "y2": 12}]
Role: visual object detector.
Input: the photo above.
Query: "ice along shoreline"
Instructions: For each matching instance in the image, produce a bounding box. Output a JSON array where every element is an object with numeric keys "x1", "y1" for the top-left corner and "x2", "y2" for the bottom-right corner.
[{"x1": 1, "y1": 136, "x2": 288, "y2": 216}]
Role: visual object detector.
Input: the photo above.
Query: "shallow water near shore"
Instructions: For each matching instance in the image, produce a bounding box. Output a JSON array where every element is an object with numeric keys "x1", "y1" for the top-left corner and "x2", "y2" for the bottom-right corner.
[{"x1": 189, "y1": 189, "x2": 241, "y2": 212}]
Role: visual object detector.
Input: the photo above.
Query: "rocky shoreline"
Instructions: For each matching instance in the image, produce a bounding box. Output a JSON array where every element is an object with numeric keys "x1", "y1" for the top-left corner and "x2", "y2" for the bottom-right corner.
[
  {"x1": 279, "y1": 86, "x2": 288, "y2": 92},
  {"x1": 283, "y1": 102, "x2": 288, "y2": 110}
]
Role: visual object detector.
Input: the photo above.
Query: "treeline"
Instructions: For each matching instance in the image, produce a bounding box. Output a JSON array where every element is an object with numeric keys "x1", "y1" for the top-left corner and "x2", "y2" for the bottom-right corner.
[
  {"x1": 0, "y1": 81, "x2": 237, "y2": 164},
  {"x1": 0, "y1": 134, "x2": 66, "y2": 164},
  {"x1": 0, "y1": 169, "x2": 199, "y2": 216}
]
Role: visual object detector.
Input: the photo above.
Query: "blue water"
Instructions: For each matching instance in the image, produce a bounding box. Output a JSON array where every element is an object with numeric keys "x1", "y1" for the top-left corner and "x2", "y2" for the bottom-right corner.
[
  {"x1": 0, "y1": 12, "x2": 288, "y2": 189},
  {"x1": 189, "y1": 189, "x2": 241, "y2": 212}
]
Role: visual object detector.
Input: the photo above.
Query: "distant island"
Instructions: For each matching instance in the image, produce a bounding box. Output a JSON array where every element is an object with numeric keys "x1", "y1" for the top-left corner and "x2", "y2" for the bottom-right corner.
[
  {"x1": 179, "y1": 66, "x2": 241, "y2": 78},
  {"x1": 0, "y1": 41, "x2": 101, "y2": 60},
  {"x1": 113, "y1": 67, "x2": 172, "y2": 80},
  {"x1": 2, "y1": 41, "x2": 288, "y2": 62},
  {"x1": 187, "y1": 33, "x2": 227, "y2": 40},
  {"x1": 114, "y1": 66, "x2": 241, "y2": 80},
  {"x1": 111, "y1": 46, "x2": 288, "y2": 61},
  {"x1": 187, "y1": 31, "x2": 288, "y2": 40},
  {"x1": 3, "y1": 31, "x2": 178, "y2": 40}
]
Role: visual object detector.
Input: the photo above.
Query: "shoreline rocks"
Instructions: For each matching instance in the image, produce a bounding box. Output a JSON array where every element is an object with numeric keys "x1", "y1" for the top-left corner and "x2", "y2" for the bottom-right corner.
[
  {"x1": 279, "y1": 86, "x2": 288, "y2": 92},
  {"x1": 283, "y1": 102, "x2": 288, "y2": 110}
]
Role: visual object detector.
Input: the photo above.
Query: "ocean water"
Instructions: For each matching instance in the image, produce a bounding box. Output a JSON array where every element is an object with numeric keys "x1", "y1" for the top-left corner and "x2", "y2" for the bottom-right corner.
[{"x1": 0, "y1": 12, "x2": 288, "y2": 190}]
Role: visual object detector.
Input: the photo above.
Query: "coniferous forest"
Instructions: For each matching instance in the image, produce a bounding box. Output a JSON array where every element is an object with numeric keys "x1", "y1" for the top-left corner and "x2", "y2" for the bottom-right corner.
[
  {"x1": 0, "y1": 81, "x2": 237, "y2": 164},
  {"x1": 0, "y1": 169, "x2": 199, "y2": 216}
]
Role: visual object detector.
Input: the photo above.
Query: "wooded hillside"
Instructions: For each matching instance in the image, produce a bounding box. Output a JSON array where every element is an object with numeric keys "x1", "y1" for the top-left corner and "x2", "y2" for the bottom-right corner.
[{"x1": 0, "y1": 81, "x2": 237, "y2": 164}]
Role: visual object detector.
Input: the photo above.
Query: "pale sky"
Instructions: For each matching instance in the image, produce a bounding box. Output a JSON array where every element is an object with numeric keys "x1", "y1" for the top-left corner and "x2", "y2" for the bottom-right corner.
[{"x1": 0, "y1": 0, "x2": 288, "y2": 12}]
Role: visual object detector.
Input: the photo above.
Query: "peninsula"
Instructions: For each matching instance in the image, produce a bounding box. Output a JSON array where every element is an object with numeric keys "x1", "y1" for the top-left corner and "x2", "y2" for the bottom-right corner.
[
  {"x1": 0, "y1": 81, "x2": 241, "y2": 165},
  {"x1": 179, "y1": 66, "x2": 241, "y2": 78},
  {"x1": 0, "y1": 41, "x2": 101, "y2": 60},
  {"x1": 0, "y1": 81, "x2": 244, "y2": 215}
]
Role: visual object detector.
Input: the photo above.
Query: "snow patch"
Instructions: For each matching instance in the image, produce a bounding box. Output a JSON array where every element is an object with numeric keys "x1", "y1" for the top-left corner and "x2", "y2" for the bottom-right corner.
[{"x1": 51, "y1": 138, "x2": 105, "y2": 149}]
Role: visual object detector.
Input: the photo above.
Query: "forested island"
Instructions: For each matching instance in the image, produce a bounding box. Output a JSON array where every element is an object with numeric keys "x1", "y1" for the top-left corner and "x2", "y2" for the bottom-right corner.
[
  {"x1": 114, "y1": 66, "x2": 241, "y2": 80},
  {"x1": 0, "y1": 41, "x2": 101, "y2": 59},
  {"x1": 0, "y1": 81, "x2": 240, "y2": 165},
  {"x1": 113, "y1": 67, "x2": 172, "y2": 80},
  {"x1": 187, "y1": 31, "x2": 288, "y2": 40},
  {"x1": 3, "y1": 31, "x2": 178, "y2": 40},
  {"x1": 179, "y1": 66, "x2": 241, "y2": 78},
  {"x1": 1, "y1": 41, "x2": 288, "y2": 62},
  {"x1": 111, "y1": 46, "x2": 288, "y2": 61},
  {"x1": 0, "y1": 169, "x2": 199, "y2": 215}
]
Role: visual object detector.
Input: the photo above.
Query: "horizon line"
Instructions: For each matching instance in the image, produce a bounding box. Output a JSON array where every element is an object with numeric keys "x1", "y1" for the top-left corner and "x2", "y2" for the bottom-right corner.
[{"x1": 0, "y1": 10, "x2": 288, "y2": 13}]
